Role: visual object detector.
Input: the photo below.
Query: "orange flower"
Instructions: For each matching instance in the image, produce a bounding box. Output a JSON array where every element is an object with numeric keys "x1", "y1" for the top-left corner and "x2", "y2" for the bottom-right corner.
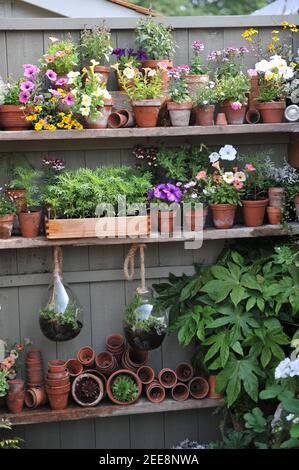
[
  {"x1": 2, "y1": 356, "x2": 15, "y2": 369},
  {"x1": 213, "y1": 174, "x2": 221, "y2": 184},
  {"x1": 44, "y1": 54, "x2": 55, "y2": 63},
  {"x1": 16, "y1": 343, "x2": 24, "y2": 351},
  {"x1": 196, "y1": 170, "x2": 207, "y2": 180}
]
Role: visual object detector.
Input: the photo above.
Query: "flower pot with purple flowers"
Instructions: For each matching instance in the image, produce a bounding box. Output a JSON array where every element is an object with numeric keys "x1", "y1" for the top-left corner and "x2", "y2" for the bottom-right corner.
[
  {"x1": 111, "y1": 48, "x2": 148, "y2": 91},
  {"x1": 148, "y1": 183, "x2": 182, "y2": 235},
  {"x1": 186, "y1": 40, "x2": 209, "y2": 98}
]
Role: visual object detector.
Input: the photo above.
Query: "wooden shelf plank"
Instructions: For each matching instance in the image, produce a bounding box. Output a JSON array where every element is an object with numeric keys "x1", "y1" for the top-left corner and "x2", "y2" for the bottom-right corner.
[
  {"x1": 0, "y1": 123, "x2": 298, "y2": 143},
  {"x1": 0, "y1": 224, "x2": 297, "y2": 250},
  {"x1": 0, "y1": 397, "x2": 220, "y2": 426}
]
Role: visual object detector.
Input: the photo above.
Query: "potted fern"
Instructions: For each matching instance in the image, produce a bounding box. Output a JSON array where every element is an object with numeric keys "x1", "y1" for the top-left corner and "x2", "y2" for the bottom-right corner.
[{"x1": 107, "y1": 370, "x2": 142, "y2": 405}]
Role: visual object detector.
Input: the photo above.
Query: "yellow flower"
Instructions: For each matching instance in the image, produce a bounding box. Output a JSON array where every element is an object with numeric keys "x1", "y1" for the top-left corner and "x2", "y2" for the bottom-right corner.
[
  {"x1": 245, "y1": 37, "x2": 253, "y2": 42},
  {"x1": 57, "y1": 121, "x2": 64, "y2": 128},
  {"x1": 34, "y1": 122, "x2": 43, "y2": 131},
  {"x1": 268, "y1": 43, "x2": 276, "y2": 51},
  {"x1": 265, "y1": 72, "x2": 276, "y2": 81},
  {"x1": 59, "y1": 112, "x2": 65, "y2": 116},
  {"x1": 290, "y1": 62, "x2": 297, "y2": 68},
  {"x1": 271, "y1": 30, "x2": 279, "y2": 34},
  {"x1": 272, "y1": 36, "x2": 280, "y2": 42},
  {"x1": 281, "y1": 21, "x2": 289, "y2": 29},
  {"x1": 34, "y1": 106, "x2": 42, "y2": 112},
  {"x1": 241, "y1": 28, "x2": 258, "y2": 38},
  {"x1": 25, "y1": 114, "x2": 37, "y2": 121},
  {"x1": 290, "y1": 25, "x2": 299, "y2": 33}
]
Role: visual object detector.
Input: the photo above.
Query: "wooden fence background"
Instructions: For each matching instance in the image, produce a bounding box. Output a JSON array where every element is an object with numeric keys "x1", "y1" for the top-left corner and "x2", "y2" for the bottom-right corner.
[{"x1": 0, "y1": 14, "x2": 298, "y2": 448}]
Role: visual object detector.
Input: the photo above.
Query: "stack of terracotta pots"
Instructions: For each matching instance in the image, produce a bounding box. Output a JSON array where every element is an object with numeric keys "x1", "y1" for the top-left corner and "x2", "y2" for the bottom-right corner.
[
  {"x1": 6, "y1": 379, "x2": 25, "y2": 413},
  {"x1": 106, "y1": 334, "x2": 125, "y2": 363},
  {"x1": 25, "y1": 348, "x2": 47, "y2": 409},
  {"x1": 96, "y1": 351, "x2": 118, "y2": 376},
  {"x1": 267, "y1": 187, "x2": 284, "y2": 225},
  {"x1": 122, "y1": 348, "x2": 149, "y2": 372},
  {"x1": 45, "y1": 360, "x2": 70, "y2": 410}
]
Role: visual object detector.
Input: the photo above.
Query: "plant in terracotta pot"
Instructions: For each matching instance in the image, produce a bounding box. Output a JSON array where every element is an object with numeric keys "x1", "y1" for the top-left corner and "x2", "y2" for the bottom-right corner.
[
  {"x1": 255, "y1": 55, "x2": 293, "y2": 123},
  {"x1": 217, "y1": 73, "x2": 250, "y2": 124},
  {"x1": 71, "y1": 372, "x2": 105, "y2": 407},
  {"x1": 39, "y1": 35, "x2": 79, "y2": 80},
  {"x1": 0, "y1": 192, "x2": 16, "y2": 239},
  {"x1": 181, "y1": 176, "x2": 208, "y2": 232},
  {"x1": 167, "y1": 65, "x2": 193, "y2": 127},
  {"x1": 186, "y1": 40, "x2": 209, "y2": 97},
  {"x1": 16, "y1": 168, "x2": 42, "y2": 238},
  {"x1": 6, "y1": 166, "x2": 41, "y2": 213},
  {"x1": 194, "y1": 80, "x2": 218, "y2": 126},
  {"x1": 80, "y1": 24, "x2": 113, "y2": 84},
  {"x1": 111, "y1": 48, "x2": 147, "y2": 90},
  {"x1": 208, "y1": 46, "x2": 248, "y2": 79},
  {"x1": 107, "y1": 370, "x2": 142, "y2": 405},
  {"x1": 112, "y1": 63, "x2": 163, "y2": 127},
  {"x1": 148, "y1": 182, "x2": 182, "y2": 235}
]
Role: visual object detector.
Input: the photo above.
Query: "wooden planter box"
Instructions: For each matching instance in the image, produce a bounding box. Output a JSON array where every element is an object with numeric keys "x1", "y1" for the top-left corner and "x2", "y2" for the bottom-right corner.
[{"x1": 45, "y1": 216, "x2": 150, "y2": 240}]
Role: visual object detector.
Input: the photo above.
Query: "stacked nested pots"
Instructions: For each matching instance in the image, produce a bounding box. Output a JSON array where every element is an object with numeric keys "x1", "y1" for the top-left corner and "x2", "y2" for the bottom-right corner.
[
  {"x1": 45, "y1": 360, "x2": 70, "y2": 410},
  {"x1": 106, "y1": 334, "x2": 125, "y2": 363},
  {"x1": 122, "y1": 348, "x2": 149, "y2": 372},
  {"x1": 25, "y1": 349, "x2": 47, "y2": 409}
]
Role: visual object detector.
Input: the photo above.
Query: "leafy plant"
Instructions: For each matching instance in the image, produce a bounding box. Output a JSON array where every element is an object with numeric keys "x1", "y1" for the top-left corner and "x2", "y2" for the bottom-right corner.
[
  {"x1": 0, "y1": 419, "x2": 22, "y2": 449},
  {"x1": 112, "y1": 64, "x2": 163, "y2": 101},
  {"x1": 0, "y1": 369, "x2": 9, "y2": 397},
  {"x1": 239, "y1": 152, "x2": 274, "y2": 200},
  {"x1": 80, "y1": 24, "x2": 113, "y2": 64},
  {"x1": 39, "y1": 303, "x2": 80, "y2": 331},
  {"x1": 135, "y1": 18, "x2": 175, "y2": 60},
  {"x1": 7, "y1": 166, "x2": 42, "y2": 210},
  {"x1": 168, "y1": 65, "x2": 190, "y2": 103},
  {"x1": 207, "y1": 429, "x2": 252, "y2": 449},
  {"x1": 111, "y1": 374, "x2": 139, "y2": 402},
  {"x1": 39, "y1": 35, "x2": 79, "y2": 76},
  {"x1": 124, "y1": 292, "x2": 167, "y2": 333},
  {"x1": 194, "y1": 81, "x2": 218, "y2": 107},
  {"x1": 0, "y1": 193, "x2": 16, "y2": 217},
  {"x1": 190, "y1": 40, "x2": 209, "y2": 75},
  {"x1": 216, "y1": 72, "x2": 250, "y2": 105},
  {"x1": 0, "y1": 78, "x2": 21, "y2": 105}
]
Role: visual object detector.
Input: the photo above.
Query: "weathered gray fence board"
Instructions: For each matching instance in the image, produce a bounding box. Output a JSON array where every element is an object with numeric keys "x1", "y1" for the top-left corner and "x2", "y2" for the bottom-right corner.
[
  {"x1": 130, "y1": 414, "x2": 165, "y2": 449},
  {"x1": 95, "y1": 416, "x2": 130, "y2": 449},
  {"x1": 60, "y1": 419, "x2": 96, "y2": 449},
  {"x1": 164, "y1": 410, "x2": 199, "y2": 448}
]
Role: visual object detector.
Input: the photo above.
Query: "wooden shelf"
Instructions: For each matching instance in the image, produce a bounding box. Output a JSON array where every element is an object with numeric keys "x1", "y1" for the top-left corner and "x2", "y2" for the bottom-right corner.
[
  {"x1": 0, "y1": 123, "x2": 298, "y2": 143},
  {"x1": 0, "y1": 224, "x2": 297, "y2": 250},
  {"x1": 0, "y1": 397, "x2": 220, "y2": 426}
]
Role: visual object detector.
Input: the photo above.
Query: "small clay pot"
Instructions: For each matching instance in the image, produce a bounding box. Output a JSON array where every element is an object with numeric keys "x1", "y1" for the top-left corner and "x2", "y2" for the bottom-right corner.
[
  {"x1": 108, "y1": 112, "x2": 128, "y2": 128},
  {"x1": 158, "y1": 368, "x2": 177, "y2": 389},
  {"x1": 25, "y1": 387, "x2": 47, "y2": 408},
  {"x1": 208, "y1": 375, "x2": 222, "y2": 400},
  {"x1": 132, "y1": 99, "x2": 161, "y2": 128},
  {"x1": 184, "y1": 207, "x2": 208, "y2": 232},
  {"x1": 0, "y1": 104, "x2": 33, "y2": 130},
  {"x1": 6, "y1": 188, "x2": 27, "y2": 213},
  {"x1": 46, "y1": 376, "x2": 70, "y2": 387},
  {"x1": 242, "y1": 199, "x2": 268, "y2": 227},
  {"x1": 222, "y1": 101, "x2": 247, "y2": 125},
  {"x1": 137, "y1": 366, "x2": 155, "y2": 385},
  {"x1": 95, "y1": 351, "x2": 117, "y2": 375},
  {"x1": 48, "y1": 360, "x2": 67, "y2": 373},
  {"x1": 72, "y1": 373, "x2": 105, "y2": 407},
  {"x1": 146, "y1": 381, "x2": 165, "y2": 403},
  {"x1": 268, "y1": 187, "x2": 284, "y2": 208},
  {"x1": 47, "y1": 371, "x2": 69, "y2": 381},
  {"x1": 215, "y1": 113, "x2": 228, "y2": 125},
  {"x1": 107, "y1": 369, "x2": 142, "y2": 406},
  {"x1": 106, "y1": 334, "x2": 125, "y2": 351},
  {"x1": 210, "y1": 204, "x2": 236, "y2": 229},
  {"x1": 8, "y1": 379, "x2": 25, "y2": 393},
  {"x1": 171, "y1": 382, "x2": 189, "y2": 401},
  {"x1": 0, "y1": 214, "x2": 15, "y2": 239},
  {"x1": 195, "y1": 105, "x2": 215, "y2": 126},
  {"x1": 47, "y1": 388, "x2": 70, "y2": 411},
  {"x1": 18, "y1": 210, "x2": 41, "y2": 238},
  {"x1": 117, "y1": 109, "x2": 135, "y2": 128},
  {"x1": 158, "y1": 210, "x2": 177, "y2": 235},
  {"x1": 77, "y1": 347, "x2": 96, "y2": 367},
  {"x1": 66, "y1": 359, "x2": 84, "y2": 378},
  {"x1": 167, "y1": 101, "x2": 192, "y2": 127},
  {"x1": 176, "y1": 363, "x2": 194, "y2": 383},
  {"x1": 121, "y1": 352, "x2": 137, "y2": 372},
  {"x1": 84, "y1": 99, "x2": 113, "y2": 129},
  {"x1": 245, "y1": 109, "x2": 261, "y2": 124},
  {"x1": 257, "y1": 101, "x2": 285, "y2": 123},
  {"x1": 125, "y1": 349, "x2": 149, "y2": 369},
  {"x1": 188, "y1": 376, "x2": 209, "y2": 399},
  {"x1": 267, "y1": 207, "x2": 282, "y2": 225},
  {"x1": 27, "y1": 348, "x2": 42, "y2": 357},
  {"x1": 6, "y1": 391, "x2": 25, "y2": 413}
]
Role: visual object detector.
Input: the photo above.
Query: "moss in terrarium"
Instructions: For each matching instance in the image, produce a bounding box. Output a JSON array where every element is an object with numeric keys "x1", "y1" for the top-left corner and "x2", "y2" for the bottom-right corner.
[
  {"x1": 39, "y1": 302, "x2": 82, "y2": 341},
  {"x1": 124, "y1": 293, "x2": 166, "y2": 333},
  {"x1": 111, "y1": 375, "x2": 139, "y2": 402},
  {"x1": 39, "y1": 302, "x2": 80, "y2": 330}
]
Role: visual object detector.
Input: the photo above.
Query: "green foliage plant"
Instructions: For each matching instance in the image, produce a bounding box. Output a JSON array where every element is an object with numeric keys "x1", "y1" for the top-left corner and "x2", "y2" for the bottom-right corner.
[
  {"x1": 0, "y1": 193, "x2": 16, "y2": 217},
  {"x1": 216, "y1": 73, "x2": 250, "y2": 105},
  {"x1": 80, "y1": 23, "x2": 113, "y2": 64},
  {"x1": 135, "y1": 17, "x2": 175, "y2": 60},
  {"x1": 7, "y1": 166, "x2": 42, "y2": 210},
  {"x1": 111, "y1": 64, "x2": 163, "y2": 101},
  {"x1": 0, "y1": 420, "x2": 22, "y2": 449},
  {"x1": 39, "y1": 35, "x2": 79, "y2": 76}
]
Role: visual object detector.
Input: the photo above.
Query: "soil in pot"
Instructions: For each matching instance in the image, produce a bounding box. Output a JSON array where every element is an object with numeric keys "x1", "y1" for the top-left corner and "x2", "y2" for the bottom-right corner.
[
  {"x1": 72, "y1": 373, "x2": 104, "y2": 407},
  {"x1": 146, "y1": 381, "x2": 166, "y2": 403},
  {"x1": 158, "y1": 368, "x2": 177, "y2": 388},
  {"x1": 242, "y1": 199, "x2": 268, "y2": 227},
  {"x1": 0, "y1": 214, "x2": 15, "y2": 239},
  {"x1": 132, "y1": 100, "x2": 161, "y2": 127},
  {"x1": 39, "y1": 317, "x2": 83, "y2": 342},
  {"x1": 0, "y1": 105, "x2": 33, "y2": 130},
  {"x1": 124, "y1": 325, "x2": 166, "y2": 351},
  {"x1": 176, "y1": 363, "x2": 194, "y2": 383},
  {"x1": 188, "y1": 376, "x2": 209, "y2": 399},
  {"x1": 257, "y1": 101, "x2": 285, "y2": 123},
  {"x1": 267, "y1": 207, "x2": 281, "y2": 225},
  {"x1": 107, "y1": 370, "x2": 142, "y2": 406},
  {"x1": 222, "y1": 101, "x2": 247, "y2": 125},
  {"x1": 167, "y1": 101, "x2": 192, "y2": 127},
  {"x1": 18, "y1": 210, "x2": 41, "y2": 238},
  {"x1": 171, "y1": 382, "x2": 189, "y2": 401},
  {"x1": 195, "y1": 105, "x2": 215, "y2": 126},
  {"x1": 210, "y1": 204, "x2": 236, "y2": 229}
]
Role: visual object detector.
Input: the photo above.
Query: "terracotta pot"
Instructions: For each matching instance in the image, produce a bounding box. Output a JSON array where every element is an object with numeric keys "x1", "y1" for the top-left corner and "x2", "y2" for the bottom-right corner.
[
  {"x1": 25, "y1": 387, "x2": 47, "y2": 408},
  {"x1": 107, "y1": 112, "x2": 128, "y2": 129},
  {"x1": 27, "y1": 348, "x2": 42, "y2": 358},
  {"x1": 46, "y1": 386, "x2": 70, "y2": 411},
  {"x1": 18, "y1": 210, "x2": 41, "y2": 237},
  {"x1": 188, "y1": 376, "x2": 209, "y2": 399},
  {"x1": 222, "y1": 101, "x2": 247, "y2": 125},
  {"x1": 215, "y1": 112, "x2": 228, "y2": 125},
  {"x1": 45, "y1": 382, "x2": 70, "y2": 393},
  {"x1": 6, "y1": 188, "x2": 27, "y2": 213},
  {"x1": 257, "y1": 101, "x2": 286, "y2": 123},
  {"x1": 117, "y1": 109, "x2": 135, "y2": 128},
  {"x1": 46, "y1": 371, "x2": 68, "y2": 381},
  {"x1": 158, "y1": 210, "x2": 177, "y2": 235},
  {"x1": 288, "y1": 134, "x2": 299, "y2": 168},
  {"x1": 132, "y1": 99, "x2": 161, "y2": 128},
  {"x1": 71, "y1": 372, "x2": 105, "y2": 407},
  {"x1": 141, "y1": 59, "x2": 173, "y2": 92},
  {"x1": 95, "y1": 351, "x2": 117, "y2": 375},
  {"x1": 167, "y1": 101, "x2": 192, "y2": 127},
  {"x1": 85, "y1": 100, "x2": 113, "y2": 129},
  {"x1": 146, "y1": 381, "x2": 166, "y2": 403},
  {"x1": 125, "y1": 349, "x2": 149, "y2": 369},
  {"x1": 94, "y1": 65, "x2": 110, "y2": 84},
  {"x1": 0, "y1": 213, "x2": 15, "y2": 239},
  {"x1": 242, "y1": 199, "x2": 268, "y2": 227},
  {"x1": 185, "y1": 74, "x2": 209, "y2": 98},
  {"x1": 121, "y1": 352, "x2": 137, "y2": 372},
  {"x1": 48, "y1": 360, "x2": 67, "y2": 373},
  {"x1": 267, "y1": 207, "x2": 282, "y2": 225},
  {"x1": 268, "y1": 187, "x2": 284, "y2": 208},
  {"x1": 107, "y1": 369, "x2": 142, "y2": 405},
  {"x1": 184, "y1": 207, "x2": 208, "y2": 232},
  {"x1": 208, "y1": 375, "x2": 222, "y2": 399},
  {"x1": 248, "y1": 75, "x2": 260, "y2": 110},
  {"x1": 6, "y1": 391, "x2": 25, "y2": 413},
  {"x1": 77, "y1": 347, "x2": 96, "y2": 367},
  {"x1": 176, "y1": 363, "x2": 194, "y2": 383},
  {"x1": 210, "y1": 204, "x2": 236, "y2": 229},
  {"x1": 158, "y1": 368, "x2": 177, "y2": 389},
  {"x1": 245, "y1": 108, "x2": 261, "y2": 124},
  {"x1": 66, "y1": 359, "x2": 83, "y2": 378},
  {"x1": 106, "y1": 334, "x2": 125, "y2": 351},
  {"x1": 0, "y1": 104, "x2": 33, "y2": 130},
  {"x1": 195, "y1": 105, "x2": 215, "y2": 126},
  {"x1": 87, "y1": 369, "x2": 107, "y2": 398},
  {"x1": 8, "y1": 379, "x2": 25, "y2": 394},
  {"x1": 137, "y1": 366, "x2": 155, "y2": 385},
  {"x1": 171, "y1": 382, "x2": 189, "y2": 401}
]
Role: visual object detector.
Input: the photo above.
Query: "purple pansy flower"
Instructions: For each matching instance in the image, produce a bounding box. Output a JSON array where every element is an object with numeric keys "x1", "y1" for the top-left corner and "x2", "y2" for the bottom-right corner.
[
  {"x1": 136, "y1": 50, "x2": 148, "y2": 61},
  {"x1": 20, "y1": 80, "x2": 35, "y2": 92},
  {"x1": 148, "y1": 183, "x2": 182, "y2": 204},
  {"x1": 33, "y1": 94, "x2": 44, "y2": 102},
  {"x1": 111, "y1": 48, "x2": 126, "y2": 58},
  {"x1": 46, "y1": 69, "x2": 57, "y2": 81},
  {"x1": 19, "y1": 90, "x2": 30, "y2": 104}
]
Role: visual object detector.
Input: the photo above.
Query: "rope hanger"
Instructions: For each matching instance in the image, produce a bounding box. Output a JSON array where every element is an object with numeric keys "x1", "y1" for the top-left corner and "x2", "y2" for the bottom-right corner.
[
  {"x1": 53, "y1": 246, "x2": 63, "y2": 279},
  {"x1": 123, "y1": 243, "x2": 148, "y2": 294}
]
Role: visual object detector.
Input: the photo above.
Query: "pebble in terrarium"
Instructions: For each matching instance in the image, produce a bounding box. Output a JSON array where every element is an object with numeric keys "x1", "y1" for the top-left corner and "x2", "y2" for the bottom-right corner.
[{"x1": 39, "y1": 247, "x2": 83, "y2": 341}]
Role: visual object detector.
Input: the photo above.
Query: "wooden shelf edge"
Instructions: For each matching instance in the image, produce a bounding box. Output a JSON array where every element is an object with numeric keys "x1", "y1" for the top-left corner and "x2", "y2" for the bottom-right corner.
[
  {"x1": 0, "y1": 224, "x2": 297, "y2": 250},
  {"x1": 0, "y1": 397, "x2": 220, "y2": 426}
]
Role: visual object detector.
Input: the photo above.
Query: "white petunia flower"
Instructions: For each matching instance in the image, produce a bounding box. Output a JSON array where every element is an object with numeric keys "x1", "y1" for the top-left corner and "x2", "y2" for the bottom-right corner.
[
  {"x1": 219, "y1": 144, "x2": 237, "y2": 161},
  {"x1": 209, "y1": 152, "x2": 220, "y2": 163},
  {"x1": 82, "y1": 94, "x2": 91, "y2": 107},
  {"x1": 80, "y1": 107, "x2": 90, "y2": 116},
  {"x1": 289, "y1": 358, "x2": 299, "y2": 377},
  {"x1": 255, "y1": 59, "x2": 271, "y2": 73},
  {"x1": 223, "y1": 172, "x2": 234, "y2": 184},
  {"x1": 123, "y1": 67, "x2": 135, "y2": 79},
  {"x1": 275, "y1": 357, "x2": 291, "y2": 379},
  {"x1": 286, "y1": 414, "x2": 295, "y2": 422}
]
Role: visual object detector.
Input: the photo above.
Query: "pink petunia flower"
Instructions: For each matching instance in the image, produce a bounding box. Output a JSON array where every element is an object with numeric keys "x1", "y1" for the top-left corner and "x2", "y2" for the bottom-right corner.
[
  {"x1": 247, "y1": 68, "x2": 258, "y2": 77},
  {"x1": 196, "y1": 170, "x2": 207, "y2": 180},
  {"x1": 231, "y1": 101, "x2": 242, "y2": 110},
  {"x1": 192, "y1": 40, "x2": 204, "y2": 51},
  {"x1": 48, "y1": 88, "x2": 61, "y2": 97},
  {"x1": 233, "y1": 180, "x2": 244, "y2": 189},
  {"x1": 55, "y1": 50, "x2": 65, "y2": 57},
  {"x1": 62, "y1": 92, "x2": 75, "y2": 106},
  {"x1": 23, "y1": 64, "x2": 39, "y2": 79},
  {"x1": 19, "y1": 90, "x2": 30, "y2": 104},
  {"x1": 245, "y1": 163, "x2": 256, "y2": 172},
  {"x1": 44, "y1": 54, "x2": 55, "y2": 63},
  {"x1": 46, "y1": 69, "x2": 57, "y2": 81},
  {"x1": 56, "y1": 77, "x2": 67, "y2": 86},
  {"x1": 20, "y1": 80, "x2": 35, "y2": 92}
]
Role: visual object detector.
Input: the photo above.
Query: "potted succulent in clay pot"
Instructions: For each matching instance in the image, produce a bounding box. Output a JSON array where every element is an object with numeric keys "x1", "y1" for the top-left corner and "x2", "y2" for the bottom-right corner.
[
  {"x1": 135, "y1": 17, "x2": 176, "y2": 90},
  {"x1": 186, "y1": 40, "x2": 209, "y2": 97},
  {"x1": 124, "y1": 290, "x2": 168, "y2": 351},
  {"x1": 67, "y1": 61, "x2": 112, "y2": 129},
  {"x1": 0, "y1": 192, "x2": 16, "y2": 239},
  {"x1": 80, "y1": 24, "x2": 113, "y2": 84},
  {"x1": 217, "y1": 73, "x2": 250, "y2": 124},
  {"x1": 181, "y1": 175, "x2": 208, "y2": 232},
  {"x1": 39, "y1": 35, "x2": 79, "y2": 83},
  {"x1": 255, "y1": 55, "x2": 293, "y2": 123},
  {"x1": 112, "y1": 63, "x2": 163, "y2": 127},
  {"x1": 194, "y1": 81, "x2": 218, "y2": 126},
  {"x1": 111, "y1": 48, "x2": 148, "y2": 91},
  {"x1": 107, "y1": 369, "x2": 142, "y2": 406},
  {"x1": 148, "y1": 182, "x2": 182, "y2": 235},
  {"x1": 167, "y1": 65, "x2": 193, "y2": 127},
  {"x1": 72, "y1": 372, "x2": 105, "y2": 407}
]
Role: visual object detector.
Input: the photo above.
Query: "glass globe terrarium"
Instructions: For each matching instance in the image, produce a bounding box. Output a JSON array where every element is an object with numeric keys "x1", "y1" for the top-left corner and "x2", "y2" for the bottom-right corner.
[
  {"x1": 123, "y1": 288, "x2": 168, "y2": 351},
  {"x1": 39, "y1": 247, "x2": 83, "y2": 341}
]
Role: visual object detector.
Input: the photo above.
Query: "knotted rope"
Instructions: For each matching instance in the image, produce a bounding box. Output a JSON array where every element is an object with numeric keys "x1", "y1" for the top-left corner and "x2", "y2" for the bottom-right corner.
[
  {"x1": 53, "y1": 246, "x2": 63, "y2": 279},
  {"x1": 124, "y1": 244, "x2": 147, "y2": 293}
]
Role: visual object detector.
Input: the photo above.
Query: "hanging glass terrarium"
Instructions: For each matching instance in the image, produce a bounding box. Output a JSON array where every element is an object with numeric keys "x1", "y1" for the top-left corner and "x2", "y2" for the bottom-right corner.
[
  {"x1": 39, "y1": 247, "x2": 83, "y2": 341},
  {"x1": 123, "y1": 244, "x2": 168, "y2": 351}
]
